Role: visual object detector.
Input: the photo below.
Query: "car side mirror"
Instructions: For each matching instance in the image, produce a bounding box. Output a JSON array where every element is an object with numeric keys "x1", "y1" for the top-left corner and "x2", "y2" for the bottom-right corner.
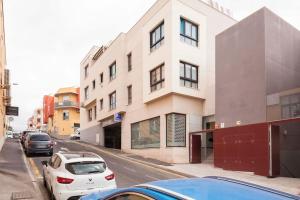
[{"x1": 41, "y1": 160, "x2": 48, "y2": 166}]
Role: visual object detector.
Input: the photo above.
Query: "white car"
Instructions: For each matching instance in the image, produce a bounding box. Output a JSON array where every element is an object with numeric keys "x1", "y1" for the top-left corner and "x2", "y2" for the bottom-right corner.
[
  {"x1": 42, "y1": 151, "x2": 116, "y2": 200},
  {"x1": 6, "y1": 131, "x2": 13, "y2": 139}
]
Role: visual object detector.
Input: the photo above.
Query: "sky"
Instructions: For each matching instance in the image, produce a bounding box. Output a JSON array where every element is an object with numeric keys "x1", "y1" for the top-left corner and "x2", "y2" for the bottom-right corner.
[{"x1": 3, "y1": 0, "x2": 300, "y2": 131}]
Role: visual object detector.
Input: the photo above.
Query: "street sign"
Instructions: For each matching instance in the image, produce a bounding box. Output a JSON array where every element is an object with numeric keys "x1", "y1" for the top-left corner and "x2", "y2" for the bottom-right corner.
[
  {"x1": 6, "y1": 106, "x2": 19, "y2": 116},
  {"x1": 114, "y1": 113, "x2": 122, "y2": 122}
]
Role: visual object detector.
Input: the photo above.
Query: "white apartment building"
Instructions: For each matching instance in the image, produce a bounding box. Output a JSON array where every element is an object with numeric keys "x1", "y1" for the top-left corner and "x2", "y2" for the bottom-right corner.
[{"x1": 80, "y1": 0, "x2": 236, "y2": 163}]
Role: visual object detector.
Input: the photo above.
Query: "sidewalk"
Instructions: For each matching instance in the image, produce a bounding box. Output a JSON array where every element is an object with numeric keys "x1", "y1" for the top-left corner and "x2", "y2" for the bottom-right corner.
[
  {"x1": 75, "y1": 140, "x2": 300, "y2": 196},
  {"x1": 0, "y1": 139, "x2": 40, "y2": 200}
]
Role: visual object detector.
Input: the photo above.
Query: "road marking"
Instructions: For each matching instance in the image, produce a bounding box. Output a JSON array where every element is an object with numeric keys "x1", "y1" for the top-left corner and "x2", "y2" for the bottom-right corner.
[
  {"x1": 145, "y1": 175, "x2": 160, "y2": 180},
  {"x1": 19, "y1": 142, "x2": 44, "y2": 199},
  {"x1": 28, "y1": 158, "x2": 42, "y2": 179},
  {"x1": 60, "y1": 147, "x2": 69, "y2": 151},
  {"x1": 123, "y1": 166, "x2": 136, "y2": 172}
]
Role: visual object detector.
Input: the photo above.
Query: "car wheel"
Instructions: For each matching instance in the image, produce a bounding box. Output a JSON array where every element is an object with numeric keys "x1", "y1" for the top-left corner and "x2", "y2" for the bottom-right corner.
[{"x1": 48, "y1": 151, "x2": 53, "y2": 156}]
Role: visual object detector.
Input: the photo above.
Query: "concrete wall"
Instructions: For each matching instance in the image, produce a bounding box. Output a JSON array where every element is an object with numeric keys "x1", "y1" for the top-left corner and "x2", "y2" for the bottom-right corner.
[{"x1": 216, "y1": 9, "x2": 267, "y2": 128}]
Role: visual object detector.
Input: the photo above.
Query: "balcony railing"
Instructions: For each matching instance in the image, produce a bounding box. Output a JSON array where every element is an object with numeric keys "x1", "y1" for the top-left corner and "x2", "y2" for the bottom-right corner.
[{"x1": 55, "y1": 101, "x2": 79, "y2": 109}]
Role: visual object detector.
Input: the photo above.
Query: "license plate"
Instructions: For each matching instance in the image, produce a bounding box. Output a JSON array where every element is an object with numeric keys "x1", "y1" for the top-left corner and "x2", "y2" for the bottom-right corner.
[{"x1": 37, "y1": 145, "x2": 46, "y2": 148}]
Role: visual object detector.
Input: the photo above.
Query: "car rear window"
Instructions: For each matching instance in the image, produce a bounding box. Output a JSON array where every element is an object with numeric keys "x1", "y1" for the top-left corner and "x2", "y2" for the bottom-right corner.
[
  {"x1": 65, "y1": 161, "x2": 106, "y2": 175},
  {"x1": 30, "y1": 135, "x2": 50, "y2": 141}
]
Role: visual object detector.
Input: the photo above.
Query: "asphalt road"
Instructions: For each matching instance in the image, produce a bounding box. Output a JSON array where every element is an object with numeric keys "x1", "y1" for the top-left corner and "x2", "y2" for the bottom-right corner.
[{"x1": 27, "y1": 138, "x2": 182, "y2": 199}]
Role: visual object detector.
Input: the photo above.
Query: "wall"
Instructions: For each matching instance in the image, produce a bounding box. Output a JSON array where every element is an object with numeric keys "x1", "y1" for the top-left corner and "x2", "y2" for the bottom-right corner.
[{"x1": 216, "y1": 8, "x2": 267, "y2": 128}]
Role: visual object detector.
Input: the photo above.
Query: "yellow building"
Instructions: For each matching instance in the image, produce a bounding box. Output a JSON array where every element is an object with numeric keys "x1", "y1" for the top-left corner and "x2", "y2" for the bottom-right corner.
[
  {"x1": 0, "y1": 0, "x2": 9, "y2": 150},
  {"x1": 53, "y1": 87, "x2": 80, "y2": 136}
]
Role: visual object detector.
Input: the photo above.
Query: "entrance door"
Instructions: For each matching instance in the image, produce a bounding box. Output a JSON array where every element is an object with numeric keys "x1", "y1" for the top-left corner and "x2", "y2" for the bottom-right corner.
[
  {"x1": 104, "y1": 123, "x2": 121, "y2": 149},
  {"x1": 190, "y1": 134, "x2": 201, "y2": 163}
]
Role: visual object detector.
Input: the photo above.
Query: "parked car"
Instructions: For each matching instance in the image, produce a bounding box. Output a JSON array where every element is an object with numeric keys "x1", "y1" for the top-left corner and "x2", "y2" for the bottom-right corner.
[
  {"x1": 5, "y1": 131, "x2": 13, "y2": 139},
  {"x1": 80, "y1": 176, "x2": 300, "y2": 200},
  {"x1": 24, "y1": 132, "x2": 54, "y2": 156},
  {"x1": 21, "y1": 129, "x2": 36, "y2": 147},
  {"x1": 13, "y1": 131, "x2": 20, "y2": 139},
  {"x1": 41, "y1": 151, "x2": 116, "y2": 200},
  {"x1": 70, "y1": 129, "x2": 80, "y2": 140}
]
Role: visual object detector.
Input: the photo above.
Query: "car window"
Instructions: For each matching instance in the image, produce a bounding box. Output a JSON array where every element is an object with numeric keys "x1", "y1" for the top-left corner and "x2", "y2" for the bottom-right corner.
[
  {"x1": 65, "y1": 161, "x2": 106, "y2": 175},
  {"x1": 53, "y1": 157, "x2": 62, "y2": 169},
  {"x1": 30, "y1": 134, "x2": 50, "y2": 141},
  {"x1": 109, "y1": 193, "x2": 153, "y2": 200}
]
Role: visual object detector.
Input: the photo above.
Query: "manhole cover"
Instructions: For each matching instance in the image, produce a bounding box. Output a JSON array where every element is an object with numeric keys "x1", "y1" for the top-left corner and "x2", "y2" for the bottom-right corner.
[{"x1": 11, "y1": 191, "x2": 34, "y2": 199}]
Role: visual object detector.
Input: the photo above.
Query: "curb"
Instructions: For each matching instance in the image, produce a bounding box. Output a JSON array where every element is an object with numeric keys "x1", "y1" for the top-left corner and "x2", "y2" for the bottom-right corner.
[{"x1": 71, "y1": 141, "x2": 195, "y2": 179}]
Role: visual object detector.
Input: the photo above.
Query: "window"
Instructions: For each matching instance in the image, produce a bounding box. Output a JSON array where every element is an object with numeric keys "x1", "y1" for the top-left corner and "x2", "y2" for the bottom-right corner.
[
  {"x1": 100, "y1": 99, "x2": 103, "y2": 110},
  {"x1": 100, "y1": 73, "x2": 103, "y2": 84},
  {"x1": 131, "y1": 117, "x2": 160, "y2": 149},
  {"x1": 166, "y1": 113, "x2": 186, "y2": 147},
  {"x1": 180, "y1": 18, "x2": 198, "y2": 47},
  {"x1": 127, "y1": 85, "x2": 132, "y2": 105},
  {"x1": 84, "y1": 64, "x2": 89, "y2": 78},
  {"x1": 127, "y1": 53, "x2": 132, "y2": 71},
  {"x1": 150, "y1": 64, "x2": 165, "y2": 92},
  {"x1": 94, "y1": 105, "x2": 97, "y2": 119},
  {"x1": 281, "y1": 93, "x2": 300, "y2": 119},
  {"x1": 63, "y1": 95, "x2": 69, "y2": 101},
  {"x1": 109, "y1": 91, "x2": 116, "y2": 110},
  {"x1": 53, "y1": 157, "x2": 62, "y2": 169},
  {"x1": 88, "y1": 108, "x2": 93, "y2": 121},
  {"x1": 63, "y1": 110, "x2": 69, "y2": 120},
  {"x1": 150, "y1": 21, "x2": 164, "y2": 52},
  {"x1": 92, "y1": 80, "x2": 96, "y2": 89},
  {"x1": 84, "y1": 86, "x2": 89, "y2": 100},
  {"x1": 109, "y1": 62, "x2": 116, "y2": 81},
  {"x1": 180, "y1": 61, "x2": 198, "y2": 89}
]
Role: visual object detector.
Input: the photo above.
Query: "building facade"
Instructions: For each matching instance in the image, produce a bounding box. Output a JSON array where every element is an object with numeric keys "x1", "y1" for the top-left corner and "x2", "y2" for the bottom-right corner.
[
  {"x1": 0, "y1": 0, "x2": 9, "y2": 151},
  {"x1": 80, "y1": 0, "x2": 236, "y2": 163},
  {"x1": 43, "y1": 95, "x2": 54, "y2": 133},
  {"x1": 51, "y1": 87, "x2": 80, "y2": 135},
  {"x1": 215, "y1": 8, "x2": 300, "y2": 177}
]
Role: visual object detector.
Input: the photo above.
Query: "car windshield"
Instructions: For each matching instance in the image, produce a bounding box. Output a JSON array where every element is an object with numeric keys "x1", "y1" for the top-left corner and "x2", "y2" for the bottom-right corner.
[
  {"x1": 30, "y1": 135, "x2": 50, "y2": 141},
  {"x1": 65, "y1": 161, "x2": 106, "y2": 175}
]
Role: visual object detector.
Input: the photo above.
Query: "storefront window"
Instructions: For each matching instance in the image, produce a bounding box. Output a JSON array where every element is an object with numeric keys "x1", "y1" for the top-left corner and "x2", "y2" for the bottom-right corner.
[
  {"x1": 131, "y1": 117, "x2": 160, "y2": 149},
  {"x1": 280, "y1": 93, "x2": 300, "y2": 119},
  {"x1": 166, "y1": 113, "x2": 186, "y2": 147}
]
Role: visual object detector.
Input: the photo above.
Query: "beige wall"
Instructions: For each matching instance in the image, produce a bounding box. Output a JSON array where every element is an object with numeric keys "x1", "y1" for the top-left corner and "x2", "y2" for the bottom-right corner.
[
  {"x1": 80, "y1": 0, "x2": 236, "y2": 163},
  {"x1": 0, "y1": 0, "x2": 6, "y2": 150}
]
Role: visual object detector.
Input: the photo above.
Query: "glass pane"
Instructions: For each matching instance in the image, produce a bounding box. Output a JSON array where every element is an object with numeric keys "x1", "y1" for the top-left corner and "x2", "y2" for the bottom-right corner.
[
  {"x1": 167, "y1": 114, "x2": 186, "y2": 147},
  {"x1": 192, "y1": 66, "x2": 197, "y2": 81},
  {"x1": 156, "y1": 68, "x2": 161, "y2": 81},
  {"x1": 180, "y1": 63, "x2": 184, "y2": 77},
  {"x1": 131, "y1": 117, "x2": 160, "y2": 149},
  {"x1": 161, "y1": 24, "x2": 164, "y2": 38},
  {"x1": 185, "y1": 22, "x2": 191, "y2": 37},
  {"x1": 180, "y1": 19, "x2": 185, "y2": 34},
  {"x1": 180, "y1": 79, "x2": 185, "y2": 87},
  {"x1": 155, "y1": 27, "x2": 160, "y2": 42},
  {"x1": 152, "y1": 32, "x2": 156, "y2": 45},
  {"x1": 185, "y1": 64, "x2": 191, "y2": 79},
  {"x1": 161, "y1": 66, "x2": 165, "y2": 79},
  {"x1": 192, "y1": 25, "x2": 197, "y2": 40}
]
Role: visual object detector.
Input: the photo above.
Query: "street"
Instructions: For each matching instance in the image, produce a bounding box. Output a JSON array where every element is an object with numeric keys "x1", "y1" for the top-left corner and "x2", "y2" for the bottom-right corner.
[{"x1": 20, "y1": 138, "x2": 183, "y2": 199}]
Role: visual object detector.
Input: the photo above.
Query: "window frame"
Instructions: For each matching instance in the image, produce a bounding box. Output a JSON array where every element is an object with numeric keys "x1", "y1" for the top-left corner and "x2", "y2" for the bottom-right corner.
[
  {"x1": 180, "y1": 17, "x2": 199, "y2": 46},
  {"x1": 92, "y1": 80, "x2": 96, "y2": 90},
  {"x1": 166, "y1": 112, "x2": 186, "y2": 147},
  {"x1": 88, "y1": 108, "x2": 93, "y2": 121},
  {"x1": 84, "y1": 86, "x2": 89, "y2": 100},
  {"x1": 150, "y1": 63, "x2": 165, "y2": 92},
  {"x1": 109, "y1": 91, "x2": 116, "y2": 110},
  {"x1": 63, "y1": 110, "x2": 69, "y2": 121},
  {"x1": 127, "y1": 53, "x2": 132, "y2": 71},
  {"x1": 180, "y1": 61, "x2": 198, "y2": 89},
  {"x1": 109, "y1": 61, "x2": 117, "y2": 81},
  {"x1": 100, "y1": 73, "x2": 103, "y2": 84},
  {"x1": 131, "y1": 116, "x2": 160, "y2": 150},
  {"x1": 94, "y1": 105, "x2": 97, "y2": 119},
  {"x1": 84, "y1": 64, "x2": 89, "y2": 78},
  {"x1": 100, "y1": 99, "x2": 103, "y2": 111},
  {"x1": 127, "y1": 85, "x2": 132, "y2": 105},
  {"x1": 150, "y1": 21, "x2": 164, "y2": 52}
]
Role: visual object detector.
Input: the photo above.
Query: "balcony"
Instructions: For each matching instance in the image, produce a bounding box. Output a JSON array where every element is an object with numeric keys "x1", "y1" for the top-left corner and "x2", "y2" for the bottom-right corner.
[{"x1": 55, "y1": 101, "x2": 79, "y2": 109}]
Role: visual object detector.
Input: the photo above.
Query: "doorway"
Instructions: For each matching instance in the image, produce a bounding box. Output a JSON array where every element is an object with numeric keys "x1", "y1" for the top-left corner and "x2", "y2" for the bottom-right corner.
[{"x1": 104, "y1": 123, "x2": 121, "y2": 149}]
